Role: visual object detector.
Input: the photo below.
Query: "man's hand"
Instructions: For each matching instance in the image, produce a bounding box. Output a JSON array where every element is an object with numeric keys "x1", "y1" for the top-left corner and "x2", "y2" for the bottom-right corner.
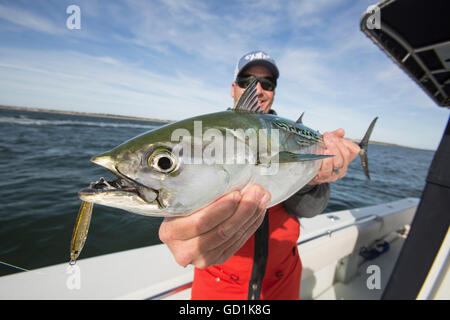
[
  {"x1": 309, "y1": 128, "x2": 360, "y2": 185},
  {"x1": 159, "y1": 185, "x2": 271, "y2": 269}
]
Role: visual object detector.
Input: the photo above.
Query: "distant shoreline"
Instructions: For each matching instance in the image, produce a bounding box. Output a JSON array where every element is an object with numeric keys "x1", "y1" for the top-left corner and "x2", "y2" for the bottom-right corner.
[
  {"x1": 350, "y1": 138, "x2": 415, "y2": 150},
  {"x1": 0, "y1": 105, "x2": 173, "y2": 124},
  {"x1": 0, "y1": 105, "x2": 433, "y2": 151}
]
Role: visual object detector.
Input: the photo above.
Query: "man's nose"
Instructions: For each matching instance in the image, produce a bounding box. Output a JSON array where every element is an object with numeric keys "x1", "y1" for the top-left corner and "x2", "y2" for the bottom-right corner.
[{"x1": 255, "y1": 81, "x2": 264, "y2": 95}]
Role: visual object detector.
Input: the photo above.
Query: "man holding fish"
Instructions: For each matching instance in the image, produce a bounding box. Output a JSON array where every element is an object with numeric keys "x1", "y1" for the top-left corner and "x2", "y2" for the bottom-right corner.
[{"x1": 158, "y1": 51, "x2": 362, "y2": 300}]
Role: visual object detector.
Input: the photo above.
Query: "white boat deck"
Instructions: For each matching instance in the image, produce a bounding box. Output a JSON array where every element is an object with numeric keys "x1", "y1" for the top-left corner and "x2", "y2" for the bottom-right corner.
[
  {"x1": 0, "y1": 197, "x2": 419, "y2": 300},
  {"x1": 316, "y1": 236, "x2": 404, "y2": 300}
]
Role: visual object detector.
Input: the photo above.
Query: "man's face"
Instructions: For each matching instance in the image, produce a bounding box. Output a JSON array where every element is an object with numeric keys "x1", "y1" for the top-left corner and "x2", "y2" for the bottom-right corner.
[{"x1": 231, "y1": 65, "x2": 275, "y2": 114}]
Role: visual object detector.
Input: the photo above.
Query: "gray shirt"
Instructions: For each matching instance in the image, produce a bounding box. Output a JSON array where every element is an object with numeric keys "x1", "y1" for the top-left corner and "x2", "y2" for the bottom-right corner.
[{"x1": 282, "y1": 183, "x2": 330, "y2": 218}]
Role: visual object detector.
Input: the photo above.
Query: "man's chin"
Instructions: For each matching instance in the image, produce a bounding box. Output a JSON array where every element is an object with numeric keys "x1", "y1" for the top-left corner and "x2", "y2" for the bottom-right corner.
[{"x1": 260, "y1": 103, "x2": 271, "y2": 113}]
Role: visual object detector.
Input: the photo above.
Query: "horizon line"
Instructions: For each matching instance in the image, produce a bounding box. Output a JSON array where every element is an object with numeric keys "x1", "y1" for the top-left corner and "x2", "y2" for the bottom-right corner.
[{"x1": 0, "y1": 104, "x2": 436, "y2": 152}]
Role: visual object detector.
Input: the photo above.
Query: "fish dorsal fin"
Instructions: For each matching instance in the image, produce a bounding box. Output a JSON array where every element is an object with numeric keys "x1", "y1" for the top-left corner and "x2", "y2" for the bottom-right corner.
[
  {"x1": 296, "y1": 112, "x2": 305, "y2": 124},
  {"x1": 232, "y1": 78, "x2": 264, "y2": 113}
]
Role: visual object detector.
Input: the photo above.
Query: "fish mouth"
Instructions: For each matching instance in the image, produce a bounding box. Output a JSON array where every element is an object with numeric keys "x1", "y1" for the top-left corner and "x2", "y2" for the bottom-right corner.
[{"x1": 78, "y1": 171, "x2": 164, "y2": 208}]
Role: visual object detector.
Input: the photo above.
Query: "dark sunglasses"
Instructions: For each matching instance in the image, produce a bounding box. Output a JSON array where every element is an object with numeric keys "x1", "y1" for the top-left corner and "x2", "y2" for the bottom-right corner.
[{"x1": 236, "y1": 75, "x2": 277, "y2": 91}]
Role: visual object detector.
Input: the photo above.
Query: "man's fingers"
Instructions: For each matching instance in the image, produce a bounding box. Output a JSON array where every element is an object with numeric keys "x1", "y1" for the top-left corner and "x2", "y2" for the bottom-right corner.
[
  {"x1": 191, "y1": 195, "x2": 269, "y2": 268},
  {"x1": 161, "y1": 185, "x2": 271, "y2": 268},
  {"x1": 334, "y1": 138, "x2": 351, "y2": 177},
  {"x1": 219, "y1": 203, "x2": 268, "y2": 263},
  {"x1": 216, "y1": 186, "x2": 268, "y2": 241},
  {"x1": 323, "y1": 132, "x2": 343, "y2": 170},
  {"x1": 159, "y1": 191, "x2": 241, "y2": 242},
  {"x1": 309, "y1": 130, "x2": 355, "y2": 185},
  {"x1": 342, "y1": 138, "x2": 361, "y2": 161},
  {"x1": 331, "y1": 128, "x2": 345, "y2": 138},
  {"x1": 183, "y1": 185, "x2": 268, "y2": 259}
]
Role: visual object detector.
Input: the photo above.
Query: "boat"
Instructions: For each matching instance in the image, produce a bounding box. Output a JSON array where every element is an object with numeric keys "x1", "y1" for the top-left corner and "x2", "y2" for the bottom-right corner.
[
  {"x1": 360, "y1": 0, "x2": 450, "y2": 300},
  {"x1": 0, "y1": 0, "x2": 448, "y2": 300},
  {"x1": 0, "y1": 198, "x2": 420, "y2": 299}
]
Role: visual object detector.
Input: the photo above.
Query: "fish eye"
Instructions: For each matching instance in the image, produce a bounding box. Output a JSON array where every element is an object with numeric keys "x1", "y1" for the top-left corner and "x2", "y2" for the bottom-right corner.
[
  {"x1": 157, "y1": 157, "x2": 172, "y2": 171},
  {"x1": 148, "y1": 147, "x2": 178, "y2": 173}
]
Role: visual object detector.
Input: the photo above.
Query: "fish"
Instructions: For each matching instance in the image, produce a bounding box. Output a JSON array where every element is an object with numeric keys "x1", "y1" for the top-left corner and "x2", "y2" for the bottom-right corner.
[
  {"x1": 69, "y1": 200, "x2": 94, "y2": 264},
  {"x1": 78, "y1": 79, "x2": 377, "y2": 217}
]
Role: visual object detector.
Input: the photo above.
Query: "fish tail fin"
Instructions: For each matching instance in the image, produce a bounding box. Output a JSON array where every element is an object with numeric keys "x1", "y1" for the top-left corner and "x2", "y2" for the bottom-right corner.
[{"x1": 358, "y1": 117, "x2": 378, "y2": 180}]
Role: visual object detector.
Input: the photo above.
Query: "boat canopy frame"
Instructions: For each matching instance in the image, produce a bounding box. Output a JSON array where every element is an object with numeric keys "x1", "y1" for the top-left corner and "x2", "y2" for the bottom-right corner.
[
  {"x1": 361, "y1": 0, "x2": 450, "y2": 300},
  {"x1": 361, "y1": 0, "x2": 450, "y2": 108}
]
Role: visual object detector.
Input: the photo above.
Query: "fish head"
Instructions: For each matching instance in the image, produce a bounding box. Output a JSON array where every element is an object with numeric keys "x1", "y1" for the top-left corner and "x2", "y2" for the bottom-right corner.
[{"x1": 78, "y1": 120, "x2": 231, "y2": 217}]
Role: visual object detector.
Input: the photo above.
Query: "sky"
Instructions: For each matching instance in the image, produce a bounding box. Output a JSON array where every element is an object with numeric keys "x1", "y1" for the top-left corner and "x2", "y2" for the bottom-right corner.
[{"x1": 0, "y1": 0, "x2": 448, "y2": 150}]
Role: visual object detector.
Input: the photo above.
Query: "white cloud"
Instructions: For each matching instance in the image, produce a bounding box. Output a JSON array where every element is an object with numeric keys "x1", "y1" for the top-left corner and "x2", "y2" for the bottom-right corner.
[
  {"x1": 278, "y1": 48, "x2": 330, "y2": 94},
  {"x1": 0, "y1": 3, "x2": 62, "y2": 35},
  {"x1": 0, "y1": 48, "x2": 230, "y2": 120},
  {"x1": 96, "y1": 56, "x2": 122, "y2": 66},
  {"x1": 286, "y1": 0, "x2": 347, "y2": 27}
]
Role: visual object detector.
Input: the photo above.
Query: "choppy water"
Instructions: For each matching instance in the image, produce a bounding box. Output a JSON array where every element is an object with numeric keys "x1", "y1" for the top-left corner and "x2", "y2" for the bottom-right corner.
[{"x1": 0, "y1": 108, "x2": 435, "y2": 276}]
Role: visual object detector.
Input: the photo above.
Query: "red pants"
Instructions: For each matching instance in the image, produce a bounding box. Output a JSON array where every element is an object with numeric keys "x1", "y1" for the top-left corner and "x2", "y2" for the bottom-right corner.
[{"x1": 191, "y1": 204, "x2": 302, "y2": 300}]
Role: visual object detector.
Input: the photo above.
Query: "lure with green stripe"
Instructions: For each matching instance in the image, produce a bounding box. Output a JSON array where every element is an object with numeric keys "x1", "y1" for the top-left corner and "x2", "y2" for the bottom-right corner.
[{"x1": 70, "y1": 201, "x2": 93, "y2": 264}]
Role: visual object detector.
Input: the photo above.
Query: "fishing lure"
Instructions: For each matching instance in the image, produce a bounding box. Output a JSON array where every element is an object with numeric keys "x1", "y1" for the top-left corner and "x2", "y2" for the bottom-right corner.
[{"x1": 69, "y1": 201, "x2": 93, "y2": 265}]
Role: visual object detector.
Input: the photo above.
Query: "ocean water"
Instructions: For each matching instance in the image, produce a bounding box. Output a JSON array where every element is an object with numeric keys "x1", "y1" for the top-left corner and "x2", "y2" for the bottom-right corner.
[{"x1": 0, "y1": 108, "x2": 435, "y2": 276}]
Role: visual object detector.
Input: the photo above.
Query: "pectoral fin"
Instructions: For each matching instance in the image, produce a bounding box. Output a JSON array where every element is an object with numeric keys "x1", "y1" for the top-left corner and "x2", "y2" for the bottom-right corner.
[{"x1": 277, "y1": 151, "x2": 333, "y2": 163}]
